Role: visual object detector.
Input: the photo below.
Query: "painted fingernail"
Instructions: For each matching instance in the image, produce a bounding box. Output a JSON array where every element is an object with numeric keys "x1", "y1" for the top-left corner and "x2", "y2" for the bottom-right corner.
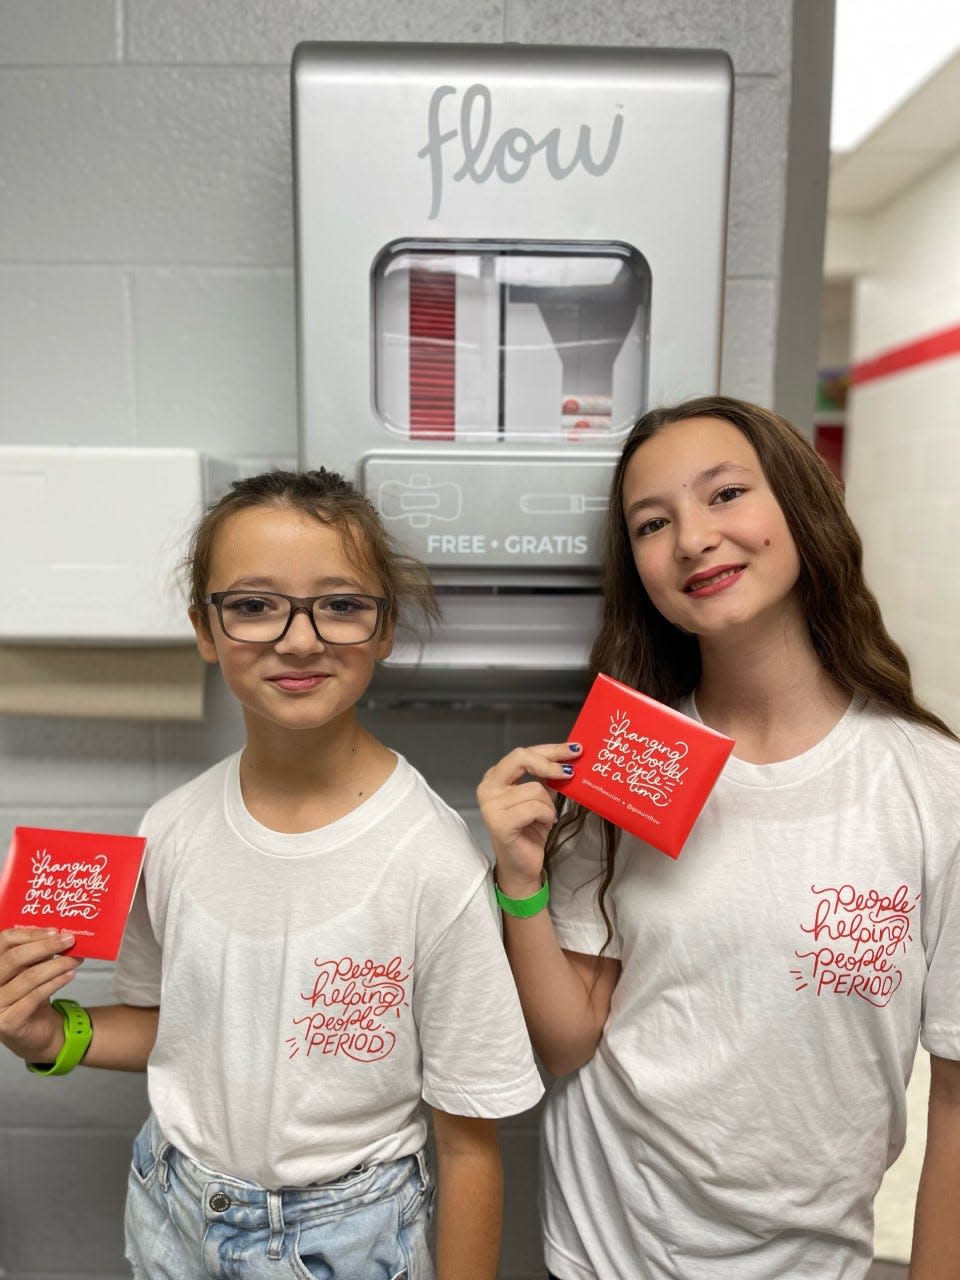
[
  {"x1": 568, "y1": 743, "x2": 582, "y2": 754},
  {"x1": 561, "y1": 764, "x2": 575, "y2": 775}
]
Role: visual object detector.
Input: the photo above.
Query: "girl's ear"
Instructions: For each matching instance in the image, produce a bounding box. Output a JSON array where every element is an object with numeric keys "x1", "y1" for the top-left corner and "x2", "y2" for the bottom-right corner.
[{"x1": 189, "y1": 606, "x2": 220, "y2": 665}]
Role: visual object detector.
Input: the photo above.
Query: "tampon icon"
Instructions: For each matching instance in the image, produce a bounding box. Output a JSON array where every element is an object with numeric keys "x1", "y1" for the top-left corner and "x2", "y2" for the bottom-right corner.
[{"x1": 519, "y1": 493, "x2": 609, "y2": 515}]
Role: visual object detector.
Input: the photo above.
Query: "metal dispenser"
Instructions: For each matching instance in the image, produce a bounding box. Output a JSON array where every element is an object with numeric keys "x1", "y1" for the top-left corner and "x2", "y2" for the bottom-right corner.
[{"x1": 292, "y1": 42, "x2": 732, "y2": 699}]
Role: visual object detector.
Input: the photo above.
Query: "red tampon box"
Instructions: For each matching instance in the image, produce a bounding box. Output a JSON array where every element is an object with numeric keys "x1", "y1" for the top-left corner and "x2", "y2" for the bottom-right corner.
[
  {"x1": 0, "y1": 826, "x2": 147, "y2": 959},
  {"x1": 548, "y1": 674, "x2": 734, "y2": 858}
]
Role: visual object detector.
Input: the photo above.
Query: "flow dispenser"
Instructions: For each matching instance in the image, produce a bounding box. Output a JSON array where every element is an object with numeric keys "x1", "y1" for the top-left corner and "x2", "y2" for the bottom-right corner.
[{"x1": 292, "y1": 42, "x2": 732, "y2": 699}]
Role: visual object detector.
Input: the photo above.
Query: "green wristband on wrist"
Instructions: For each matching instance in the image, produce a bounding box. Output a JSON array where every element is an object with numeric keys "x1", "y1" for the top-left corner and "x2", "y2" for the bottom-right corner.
[
  {"x1": 495, "y1": 872, "x2": 550, "y2": 918},
  {"x1": 27, "y1": 998, "x2": 93, "y2": 1076}
]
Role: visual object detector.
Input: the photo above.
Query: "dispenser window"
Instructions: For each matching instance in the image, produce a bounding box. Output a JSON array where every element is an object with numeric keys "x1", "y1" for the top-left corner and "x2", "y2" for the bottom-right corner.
[{"x1": 372, "y1": 241, "x2": 650, "y2": 442}]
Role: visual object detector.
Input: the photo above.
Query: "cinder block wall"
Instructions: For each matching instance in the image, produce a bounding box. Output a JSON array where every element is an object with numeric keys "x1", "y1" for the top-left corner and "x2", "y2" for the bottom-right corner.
[{"x1": 0, "y1": 3, "x2": 832, "y2": 1276}]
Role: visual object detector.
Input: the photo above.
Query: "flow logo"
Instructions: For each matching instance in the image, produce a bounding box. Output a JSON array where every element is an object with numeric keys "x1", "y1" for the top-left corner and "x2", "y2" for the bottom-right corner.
[{"x1": 418, "y1": 82, "x2": 624, "y2": 220}]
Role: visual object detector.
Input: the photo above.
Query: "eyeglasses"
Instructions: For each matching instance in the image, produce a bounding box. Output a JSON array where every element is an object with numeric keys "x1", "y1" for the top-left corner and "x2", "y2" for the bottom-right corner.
[{"x1": 204, "y1": 591, "x2": 387, "y2": 645}]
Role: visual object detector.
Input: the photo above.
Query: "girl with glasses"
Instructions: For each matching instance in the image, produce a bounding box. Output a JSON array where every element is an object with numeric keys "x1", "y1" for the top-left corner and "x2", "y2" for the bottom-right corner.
[
  {"x1": 0, "y1": 468, "x2": 542, "y2": 1279},
  {"x1": 478, "y1": 396, "x2": 960, "y2": 1280}
]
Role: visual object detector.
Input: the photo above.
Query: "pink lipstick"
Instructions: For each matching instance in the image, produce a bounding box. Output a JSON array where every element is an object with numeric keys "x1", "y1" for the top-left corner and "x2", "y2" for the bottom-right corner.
[
  {"x1": 683, "y1": 565, "x2": 745, "y2": 597},
  {"x1": 267, "y1": 673, "x2": 329, "y2": 692}
]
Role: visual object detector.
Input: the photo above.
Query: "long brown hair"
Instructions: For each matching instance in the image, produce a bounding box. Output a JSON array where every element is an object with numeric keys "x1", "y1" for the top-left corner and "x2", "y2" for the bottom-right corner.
[
  {"x1": 186, "y1": 468, "x2": 438, "y2": 637},
  {"x1": 548, "y1": 395, "x2": 955, "y2": 939}
]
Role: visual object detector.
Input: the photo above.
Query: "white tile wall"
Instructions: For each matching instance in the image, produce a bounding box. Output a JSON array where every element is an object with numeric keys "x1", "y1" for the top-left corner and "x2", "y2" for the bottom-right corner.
[
  {"x1": 0, "y1": 68, "x2": 294, "y2": 266},
  {"x1": 126, "y1": 0, "x2": 506, "y2": 63},
  {"x1": 726, "y1": 77, "x2": 789, "y2": 279},
  {"x1": 849, "y1": 149, "x2": 960, "y2": 359},
  {"x1": 504, "y1": 0, "x2": 791, "y2": 74},
  {"x1": 720, "y1": 278, "x2": 778, "y2": 404},
  {"x1": 3, "y1": 1129, "x2": 137, "y2": 1274},
  {"x1": 846, "y1": 200, "x2": 960, "y2": 737},
  {"x1": 0, "y1": 0, "x2": 119, "y2": 65},
  {"x1": 132, "y1": 268, "x2": 297, "y2": 453},
  {"x1": 0, "y1": 2, "x2": 822, "y2": 1276},
  {"x1": 0, "y1": 268, "x2": 136, "y2": 444},
  {"x1": 0, "y1": 717, "x2": 156, "y2": 808}
]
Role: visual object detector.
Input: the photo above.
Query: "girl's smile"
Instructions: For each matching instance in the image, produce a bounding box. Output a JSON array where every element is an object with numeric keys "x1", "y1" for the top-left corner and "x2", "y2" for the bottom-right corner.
[
  {"x1": 265, "y1": 671, "x2": 332, "y2": 692},
  {"x1": 682, "y1": 564, "x2": 745, "y2": 596}
]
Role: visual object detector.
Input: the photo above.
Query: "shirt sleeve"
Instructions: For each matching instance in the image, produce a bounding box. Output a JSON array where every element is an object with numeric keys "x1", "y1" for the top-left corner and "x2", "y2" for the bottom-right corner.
[
  {"x1": 920, "y1": 819, "x2": 960, "y2": 1061},
  {"x1": 415, "y1": 876, "x2": 544, "y2": 1118},
  {"x1": 113, "y1": 877, "x2": 162, "y2": 1007},
  {"x1": 548, "y1": 815, "x2": 622, "y2": 959},
  {"x1": 906, "y1": 724, "x2": 960, "y2": 1061}
]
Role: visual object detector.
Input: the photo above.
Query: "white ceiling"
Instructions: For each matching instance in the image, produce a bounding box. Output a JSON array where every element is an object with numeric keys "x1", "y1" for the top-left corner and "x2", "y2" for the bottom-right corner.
[
  {"x1": 830, "y1": 0, "x2": 960, "y2": 151},
  {"x1": 829, "y1": 50, "x2": 960, "y2": 214}
]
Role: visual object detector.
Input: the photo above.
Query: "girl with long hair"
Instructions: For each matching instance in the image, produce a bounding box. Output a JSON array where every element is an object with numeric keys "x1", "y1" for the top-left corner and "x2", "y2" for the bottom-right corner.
[{"x1": 479, "y1": 396, "x2": 960, "y2": 1279}]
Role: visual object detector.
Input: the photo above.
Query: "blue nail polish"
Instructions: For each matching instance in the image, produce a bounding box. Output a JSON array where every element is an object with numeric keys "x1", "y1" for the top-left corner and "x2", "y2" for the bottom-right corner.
[
  {"x1": 562, "y1": 763, "x2": 574, "y2": 775},
  {"x1": 569, "y1": 742, "x2": 582, "y2": 754}
]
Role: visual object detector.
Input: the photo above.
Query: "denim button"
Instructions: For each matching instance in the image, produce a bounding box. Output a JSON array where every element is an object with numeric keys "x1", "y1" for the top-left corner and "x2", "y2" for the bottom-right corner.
[{"x1": 208, "y1": 1191, "x2": 231, "y2": 1212}]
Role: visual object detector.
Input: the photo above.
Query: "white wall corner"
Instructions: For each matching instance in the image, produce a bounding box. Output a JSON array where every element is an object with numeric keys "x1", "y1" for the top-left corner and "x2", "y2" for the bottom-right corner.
[{"x1": 824, "y1": 212, "x2": 873, "y2": 279}]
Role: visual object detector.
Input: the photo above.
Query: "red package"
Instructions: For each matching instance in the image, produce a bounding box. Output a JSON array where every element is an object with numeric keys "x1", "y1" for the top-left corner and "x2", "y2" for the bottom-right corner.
[
  {"x1": 548, "y1": 674, "x2": 734, "y2": 858},
  {"x1": 0, "y1": 826, "x2": 147, "y2": 959}
]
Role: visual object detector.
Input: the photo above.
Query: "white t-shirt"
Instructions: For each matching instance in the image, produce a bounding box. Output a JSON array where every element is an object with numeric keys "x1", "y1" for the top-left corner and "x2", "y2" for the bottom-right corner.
[
  {"x1": 115, "y1": 752, "x2": 543, "y2": 1189},
  {"x1": 542, "y1": 698, "x2": 960, "y2": 1280}
]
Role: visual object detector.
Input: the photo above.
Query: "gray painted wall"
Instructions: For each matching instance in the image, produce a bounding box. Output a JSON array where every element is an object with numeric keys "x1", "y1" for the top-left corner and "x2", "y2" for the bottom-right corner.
[{"x1": 0, "y1": 2, "x2": 833, "y2": 1275}]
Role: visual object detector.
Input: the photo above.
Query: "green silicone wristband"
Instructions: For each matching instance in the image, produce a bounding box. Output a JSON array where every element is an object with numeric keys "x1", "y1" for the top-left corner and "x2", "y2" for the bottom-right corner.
[
  {"x1": 27, "y1": 999, "x2": 93, "y2": 1077},
  {"x1": 495, "y1": 873, "x2": 550, "y2": 919}
]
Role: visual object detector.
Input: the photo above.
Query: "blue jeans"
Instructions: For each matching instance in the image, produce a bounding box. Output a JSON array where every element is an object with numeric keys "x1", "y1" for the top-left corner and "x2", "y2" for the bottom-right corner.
[{"x1": 124, "y1": 1114, "x2": 434, "y2": 1279}]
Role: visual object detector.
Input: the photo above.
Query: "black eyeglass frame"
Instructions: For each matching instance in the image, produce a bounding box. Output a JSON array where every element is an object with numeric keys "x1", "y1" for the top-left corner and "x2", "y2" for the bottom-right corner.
[{"x1": 204, "y1": 591, "x2": 389, "y2": 645}]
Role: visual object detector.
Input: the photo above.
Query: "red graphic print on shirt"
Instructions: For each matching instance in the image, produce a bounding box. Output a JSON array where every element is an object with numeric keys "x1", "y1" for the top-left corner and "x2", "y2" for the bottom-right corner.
[
  {"x1": 792, "y1": 882, "x2": 919, "y2": 1007},
  {"x1": 286, "y1": 953, "x2": 412, "y2": 1062}
]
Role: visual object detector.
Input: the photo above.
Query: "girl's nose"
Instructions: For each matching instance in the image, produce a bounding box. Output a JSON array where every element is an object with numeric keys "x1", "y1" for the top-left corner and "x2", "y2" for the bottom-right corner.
[
  {"x1": 673, "y1": 508, "x2": 720, "y2": 559},
  {"x1": 275, "y1": 607, "x2": 326, "y2": 653}
]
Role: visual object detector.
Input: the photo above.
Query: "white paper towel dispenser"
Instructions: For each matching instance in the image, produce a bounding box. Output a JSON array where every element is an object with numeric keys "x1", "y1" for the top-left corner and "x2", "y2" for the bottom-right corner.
[{"x1": 0, "y1": 447, "x2": 204, "y2": 644}]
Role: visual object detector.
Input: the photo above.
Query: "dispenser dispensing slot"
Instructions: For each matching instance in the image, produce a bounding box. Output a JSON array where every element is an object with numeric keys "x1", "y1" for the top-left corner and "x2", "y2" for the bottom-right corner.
[{"x1": 373, "y1": 240, "x2": 650, "y2": 444}]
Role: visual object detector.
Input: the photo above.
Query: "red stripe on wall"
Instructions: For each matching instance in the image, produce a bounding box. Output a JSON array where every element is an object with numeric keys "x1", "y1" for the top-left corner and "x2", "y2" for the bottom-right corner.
[{"x1": 850, "y1": 323, "x2": 960, "y2": 386}]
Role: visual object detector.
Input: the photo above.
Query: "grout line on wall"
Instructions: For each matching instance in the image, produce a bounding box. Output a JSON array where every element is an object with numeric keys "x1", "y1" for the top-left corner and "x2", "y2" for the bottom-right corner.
[
  {"x1": 0, "y1": 262, "x2": 295, "y2": 273},
  {"x1": 106, "y1": 60, "x2": 296, "y2": 70},
  {"x1": 0, "y1": 60, "x2": 128, "y2": 69},
  {"x1": 0, "y1": 58, "x2": 298, "y2": 73},
  {"x1": 121, "y1": 268, "x2": 139, "y2": 445}
]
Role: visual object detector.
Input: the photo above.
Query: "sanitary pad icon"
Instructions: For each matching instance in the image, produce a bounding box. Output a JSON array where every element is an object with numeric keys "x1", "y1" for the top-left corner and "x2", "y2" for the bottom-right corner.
[{"x1": 377, "y1": 475, "x2": 462, "y2": 528}]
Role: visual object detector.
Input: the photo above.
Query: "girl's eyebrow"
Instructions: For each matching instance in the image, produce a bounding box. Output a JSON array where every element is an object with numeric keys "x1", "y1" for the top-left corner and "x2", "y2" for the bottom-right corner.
[
  {"x1": 624, "y1": 461, "x2": 753, "y2": 517},
  {"x1": 225, "y1": 575, "x2": 368, "y2": 591}
]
